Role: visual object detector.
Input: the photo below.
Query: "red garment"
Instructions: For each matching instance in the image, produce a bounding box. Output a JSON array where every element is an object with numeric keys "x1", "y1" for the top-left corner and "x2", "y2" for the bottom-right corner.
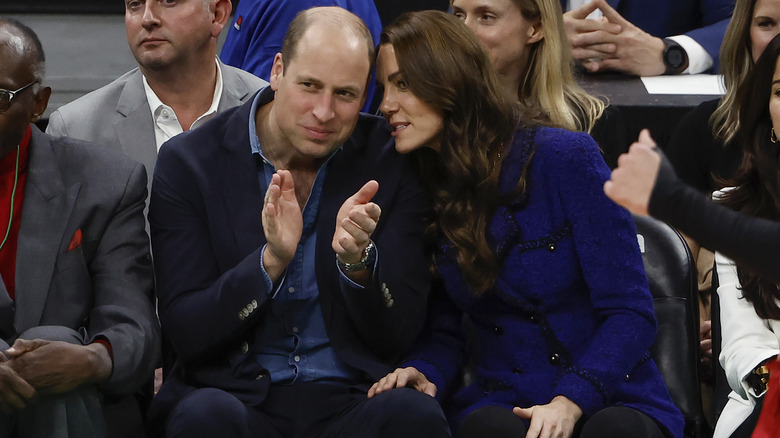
[
  {"x1": 752, "y1": 359, "x2": 780, "y2": 438},
  {"x1": 0, "y1": 125, "x2": 31, "y2": 301}
]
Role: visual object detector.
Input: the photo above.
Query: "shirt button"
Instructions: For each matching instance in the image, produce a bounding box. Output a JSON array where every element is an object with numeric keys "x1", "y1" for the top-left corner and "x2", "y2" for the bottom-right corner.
[
  {"x1": 288, "y1": 287, "x2": 295, "y2": 294},
  {"x1": 293, "y1": 355, "x2": 301, "y2": 363},
  {"x1": 292, "y1": 327, "x2": 299, "y2": 334},
  {"x1": 493, "y1": 326, "x2": 504, "y2": 336},
  {"x1": 240, "y1": 342, "x2": 249, "y2": 354},
  {"x1": 549, "y1": 353, "x2": 561, "y2": 365},
  {"x1": 161, "y1": 109, "x2": 170, "y2": 118}
]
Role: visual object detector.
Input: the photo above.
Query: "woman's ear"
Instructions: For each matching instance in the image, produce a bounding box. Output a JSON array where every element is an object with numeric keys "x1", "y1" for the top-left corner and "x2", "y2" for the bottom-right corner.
[{"x1": 527, "y1": 20, "x2": 544, "y2": 45}]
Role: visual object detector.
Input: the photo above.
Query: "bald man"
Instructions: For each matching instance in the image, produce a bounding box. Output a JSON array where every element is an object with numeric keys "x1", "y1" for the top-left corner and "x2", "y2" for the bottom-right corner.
[
  {"x1": 147, "y1": 7, "x2": 449, "y2": 438},
  {"x1": 0, "y1": 19, "x2": 159, "y2": 438}
]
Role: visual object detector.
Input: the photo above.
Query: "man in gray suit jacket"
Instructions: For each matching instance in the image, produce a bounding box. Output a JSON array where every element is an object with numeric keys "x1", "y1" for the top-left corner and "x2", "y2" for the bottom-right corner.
[
  {"x1": 46, "y1": 0, "x2": 268, "y2": 192},
  {"x1": 0, "y1": 19, "x2": 159, "y2": 438}
]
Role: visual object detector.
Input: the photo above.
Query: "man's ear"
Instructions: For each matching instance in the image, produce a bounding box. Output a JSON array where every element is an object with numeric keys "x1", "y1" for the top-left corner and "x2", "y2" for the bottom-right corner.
[
  {"x1": 31, "y1": 86, "x2": 51, "y2": 123},
  {"x1": 211, "y1": 0, "x2": 232, "y2": 37},
  {"x1": 269, "y1": 53, "x2": 284, "y2": 91},
  {"x1": 527, "y1": 20, "x2": 544, "y2": 45}
]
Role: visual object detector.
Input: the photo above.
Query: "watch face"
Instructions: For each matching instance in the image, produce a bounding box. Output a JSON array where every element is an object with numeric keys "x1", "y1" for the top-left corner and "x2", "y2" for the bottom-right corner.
[{"x1": 667, "y1": 46, "x2": 685, "y2": 69}]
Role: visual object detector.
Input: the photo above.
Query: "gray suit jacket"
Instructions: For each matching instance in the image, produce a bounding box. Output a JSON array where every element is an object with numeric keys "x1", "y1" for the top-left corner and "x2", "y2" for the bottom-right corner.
[
  {"x1": 0, "y1": 126, "x2": 161, "y2": 396},
  {"x1": 46, "y1": 61, "x2": 268, "y2": 192}
]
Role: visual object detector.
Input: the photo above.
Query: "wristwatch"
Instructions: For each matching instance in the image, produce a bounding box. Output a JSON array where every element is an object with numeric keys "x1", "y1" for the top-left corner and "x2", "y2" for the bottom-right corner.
[
  {"x1": 337, "y1": 240, "x2": 376, "y2": 272},
  {"x1": 662, "y1": 38, "x2": 688, "y2": 75}
]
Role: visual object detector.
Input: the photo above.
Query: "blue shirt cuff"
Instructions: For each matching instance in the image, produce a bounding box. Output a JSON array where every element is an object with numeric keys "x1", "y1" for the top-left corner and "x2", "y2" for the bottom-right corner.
[{"x1": 260, "y1": 244, "x2": 287, "y2": 299}]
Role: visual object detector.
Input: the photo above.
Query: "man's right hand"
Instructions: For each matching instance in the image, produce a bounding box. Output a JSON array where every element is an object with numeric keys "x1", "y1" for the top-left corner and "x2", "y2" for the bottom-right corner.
[
  {"x1": 261, "y1": 170, "x2": 303, "y2": 281},
  {"x1": 0, "y1": 352, "x2": 36, "y2": 413}
]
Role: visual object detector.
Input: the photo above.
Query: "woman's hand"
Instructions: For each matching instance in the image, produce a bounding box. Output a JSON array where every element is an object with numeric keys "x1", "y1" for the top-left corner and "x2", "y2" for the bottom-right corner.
[
  {"x1": 367, "y1": 367, "x2": 437, "y2": 398},
  {"x1": 513, "y1": 395, "x2": 583, "y2": 438}
]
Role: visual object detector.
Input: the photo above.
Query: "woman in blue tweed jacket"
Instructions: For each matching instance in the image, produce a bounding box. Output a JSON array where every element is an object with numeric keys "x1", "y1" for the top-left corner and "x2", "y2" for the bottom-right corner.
[{"x1": 367, "y1": 11, "x2": 683, "y2": 438}]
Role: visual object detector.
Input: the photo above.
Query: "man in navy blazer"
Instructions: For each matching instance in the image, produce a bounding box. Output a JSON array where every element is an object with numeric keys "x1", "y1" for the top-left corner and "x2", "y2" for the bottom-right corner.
[
  {"x1": 148, "y1": 7, "x2": 449, "y2": 438},
  {"x1": 563, "y1": 0, "x2": 734, "y2": 75}
]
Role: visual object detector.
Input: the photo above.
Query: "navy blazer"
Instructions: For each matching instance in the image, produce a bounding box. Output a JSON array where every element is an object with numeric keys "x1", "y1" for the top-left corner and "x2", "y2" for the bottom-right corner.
[
  {"x1": 148, "y1": 89, "x2": 433, "y2": 420},
  {"x1": 564, "y1": 0, "x2": 734, "y2": 72}
]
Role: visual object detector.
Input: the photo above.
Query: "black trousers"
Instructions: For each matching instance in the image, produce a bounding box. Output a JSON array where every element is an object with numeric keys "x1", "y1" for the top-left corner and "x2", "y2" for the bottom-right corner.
[
  {"x1": 165, "y1": 384, "x2": 451, "y2": 438},
  {"x1": 455, "y1": 405, "x2": 668, "y2": 438}
]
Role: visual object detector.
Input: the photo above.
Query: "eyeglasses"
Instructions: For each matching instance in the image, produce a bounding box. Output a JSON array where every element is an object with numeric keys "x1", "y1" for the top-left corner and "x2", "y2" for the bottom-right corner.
[{"x1": 0, "y1": 80, "x2": 39, "y2": 113}]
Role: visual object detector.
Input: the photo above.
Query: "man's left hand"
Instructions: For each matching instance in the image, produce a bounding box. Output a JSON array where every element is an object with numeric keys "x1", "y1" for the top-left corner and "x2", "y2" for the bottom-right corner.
[
  {"x1": 332, "y1": 180, "x2": 381, "y2": 265},
  {"x1": 567, "y1": 0, "x2": 666, "y2": 76},
  {"x1": 6, "y1": 339, "x2": 112, "y2": 394}
]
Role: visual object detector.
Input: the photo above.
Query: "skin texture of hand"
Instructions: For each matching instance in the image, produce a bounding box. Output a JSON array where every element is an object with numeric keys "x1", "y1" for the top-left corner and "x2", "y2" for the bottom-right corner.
[
  {"x1": 513, "y1": 395, "x2": 583, "y2": 438},
  {"x1": 603, "y1": 129, "x2": 660, "y2": 215},
  {"x1": 565, "y1": 0, "x2": 666, "y2": 76},
  {"x1": 700, "y1": 319, "x2": 713, "y2": 360},
  {"x1": 332, "y1": 180, "x2": 381, "y2": 264},
  {"x1": 0, "y1": 352, "x2": 36, "y2": 413},
  {"x1": 367, "y1": 366, "x2": 437, "y2": 399},
  {"x1": 262, "y1": 170, "x2": 303, "y2": 281},
  {"x1": 5, "y1": 339, "x2": 112, "y2": 395}
]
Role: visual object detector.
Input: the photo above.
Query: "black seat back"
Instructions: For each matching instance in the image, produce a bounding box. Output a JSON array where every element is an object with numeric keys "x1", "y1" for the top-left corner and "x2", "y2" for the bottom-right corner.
[{"x1": 634, "y1": 214, "x2": 708, "y2": 438}]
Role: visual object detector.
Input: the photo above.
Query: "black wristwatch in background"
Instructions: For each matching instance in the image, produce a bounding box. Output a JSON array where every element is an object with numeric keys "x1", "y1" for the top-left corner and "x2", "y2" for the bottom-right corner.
[{"x1": 662, "y1": 38, "x2": 689, "y2": 75}]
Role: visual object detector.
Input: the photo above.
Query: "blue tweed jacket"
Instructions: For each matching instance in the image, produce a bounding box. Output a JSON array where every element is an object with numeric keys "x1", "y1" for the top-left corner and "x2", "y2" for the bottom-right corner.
[{"x1": 406, "y1": 127, "x2": 684, "y2": 437}]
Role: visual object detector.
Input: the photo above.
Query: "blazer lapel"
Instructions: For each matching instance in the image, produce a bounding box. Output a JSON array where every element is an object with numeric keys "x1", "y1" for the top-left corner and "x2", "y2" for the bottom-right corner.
[
  {"x1": 115, "y1": 71, "x2": 157, "y2": 188},
  {"x1": 14, "y1": 128, "x2": 80, "y2": 334},
  {"x1": 218, "y1": 60, "x2": 255, "y2": 110},
  {"x1": 216, "y1": 103, "x2": 265, "y2": 264}
]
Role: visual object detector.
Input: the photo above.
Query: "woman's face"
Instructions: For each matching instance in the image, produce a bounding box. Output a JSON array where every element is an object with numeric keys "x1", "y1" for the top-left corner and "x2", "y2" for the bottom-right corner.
[
  {"x1": 376, "y1": 44, "x2": 444, "y2": 154},
  {"x1": 769, "y1": 56, "x2": 780, "y2": 134},
  {"x1": 451, "y1": 0, "x2": 541, "y2": 91},
  {"x1": 751, "y1": 0, "x2": 780, "y2": 62}
]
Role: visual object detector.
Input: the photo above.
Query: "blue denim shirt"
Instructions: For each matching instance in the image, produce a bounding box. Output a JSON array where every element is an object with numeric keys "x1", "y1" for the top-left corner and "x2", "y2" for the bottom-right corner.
[{"x1": 248, "y1": 89, "x2": 361, "y2": 384}]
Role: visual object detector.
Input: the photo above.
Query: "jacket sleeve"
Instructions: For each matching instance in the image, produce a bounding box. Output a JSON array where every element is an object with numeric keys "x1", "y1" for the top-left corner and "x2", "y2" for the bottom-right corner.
[
  {"x1": 716, "y1": 252, "x2": 779, "y2": 401},
  {"x1": 335, "y1": 155, "x2": 434, "y2": 360},
  {"x1": 649, "y1": 153, "x2": 780, "y2": 283},
  {"x1": 149, "y1": 145, "x2": 271, "y2": 364},
  {"x1": 88, "y1": 162, "x2": 161, "y2": 395},
  {"x1": 551, "y1": 132, "x2": 658, "y2": 416}
]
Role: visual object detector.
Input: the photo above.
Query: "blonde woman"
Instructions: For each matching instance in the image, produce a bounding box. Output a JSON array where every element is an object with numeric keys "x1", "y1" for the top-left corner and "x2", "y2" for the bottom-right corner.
[{"x1": 451, "y1": 0, "x2": 605, "y2": 134}]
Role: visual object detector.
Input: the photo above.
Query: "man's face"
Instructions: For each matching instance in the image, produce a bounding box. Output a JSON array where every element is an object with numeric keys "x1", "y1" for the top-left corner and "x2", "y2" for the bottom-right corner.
[
  {"x1": 268, "y1": 23, "x2": 370, "y2": 160},
  {"x1": 125, "y1": 0, "x2": 217, "y2": 71},
  {"x1": 0, "y1": 29, "x2": 43, "y2": 157}
]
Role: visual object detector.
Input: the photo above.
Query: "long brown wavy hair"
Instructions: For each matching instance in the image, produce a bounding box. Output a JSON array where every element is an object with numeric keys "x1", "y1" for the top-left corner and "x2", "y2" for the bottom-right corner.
[
  {"x1": 380, "y1": 11, "x2": 542, "y2": 294},
  {"x1": 720, "y1": 33, "x2": 780, "y2": 320}
]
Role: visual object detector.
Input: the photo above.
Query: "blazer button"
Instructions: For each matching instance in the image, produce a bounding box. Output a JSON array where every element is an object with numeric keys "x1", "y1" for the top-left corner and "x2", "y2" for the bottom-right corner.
[
  {"x1": 238, "y1": 310, "x2": 246, "y2": 320},
  {"x1": 547, "y1": 243, "x2": 556, "y2": 252},
  {"x1": 529, "y1": 314, "x2": 538, "y2": 324},
  {"x1": 493, "y1": 326, "x2": 504, "y2": 336},
  {"x1": 512, "y1": 367, "x2": 523, "y2": 375},
  {"x1": 240, "y1": 342, "x2": 249, "y2": 354},
  {"x1": 549, "y1": 353, "x2": 560, "y2": 365}
]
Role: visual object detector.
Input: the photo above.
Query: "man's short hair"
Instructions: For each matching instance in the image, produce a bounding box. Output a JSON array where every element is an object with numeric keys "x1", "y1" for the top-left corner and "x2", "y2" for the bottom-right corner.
[
  {"x1": 280, "y1": 7, "x2": 374, "y2": 71},
  {"x1": 0, "y1": 18, "x2": 46, "y2": 84}
]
